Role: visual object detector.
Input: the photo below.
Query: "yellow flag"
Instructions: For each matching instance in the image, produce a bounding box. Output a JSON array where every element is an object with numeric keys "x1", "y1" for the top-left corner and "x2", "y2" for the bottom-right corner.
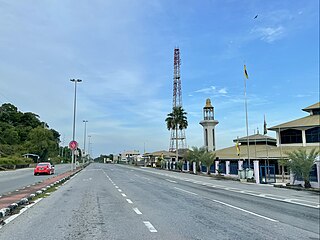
[
  {"x1": 244, "y1": 65, "x2": 249, "y2": 79},
  {"x1": 236, "y1": 141, "x2": 240, "y2": 156}
]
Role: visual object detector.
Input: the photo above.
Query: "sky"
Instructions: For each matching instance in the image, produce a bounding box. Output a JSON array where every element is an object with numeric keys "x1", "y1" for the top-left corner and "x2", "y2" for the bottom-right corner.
[{"x1": 0, "y1": 0, "x2": 319, "y2": 158}]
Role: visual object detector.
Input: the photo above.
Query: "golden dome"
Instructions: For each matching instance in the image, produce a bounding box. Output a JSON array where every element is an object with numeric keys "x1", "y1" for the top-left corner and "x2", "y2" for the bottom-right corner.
[{"x1": 204, "y1": 98, "x2": 213, "y2": 108}]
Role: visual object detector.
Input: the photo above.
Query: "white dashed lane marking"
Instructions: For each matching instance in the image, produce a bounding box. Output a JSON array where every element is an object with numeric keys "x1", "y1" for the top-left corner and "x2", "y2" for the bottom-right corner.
[
  {"x1": 133, "y1": 208, "x2": 142, "y2": 215},
  {"x1": 126, "y1": 199, "x2": 133, "y2": 204},
  {"x1": 143, "y1": 221, "x2": 157, "y2": 233}
]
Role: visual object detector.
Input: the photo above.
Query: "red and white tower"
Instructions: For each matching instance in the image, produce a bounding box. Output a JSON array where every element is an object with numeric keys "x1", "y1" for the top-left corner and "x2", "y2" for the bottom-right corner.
[{"x1": 169, "y1": 47, "x2": 187, "y2": 152}]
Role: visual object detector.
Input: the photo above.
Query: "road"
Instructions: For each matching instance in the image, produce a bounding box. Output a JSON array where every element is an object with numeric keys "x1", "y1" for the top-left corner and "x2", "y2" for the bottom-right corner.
[
  {"x1": 0, "y1": 163, "x2": 319, "y2": 240},
  {"x1": 0, "y1": 164, "x2": 71, "y2": 196}
]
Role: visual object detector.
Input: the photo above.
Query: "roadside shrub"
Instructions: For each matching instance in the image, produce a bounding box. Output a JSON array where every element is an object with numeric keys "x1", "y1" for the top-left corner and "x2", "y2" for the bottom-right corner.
[{"x1": 0, "y1": 156, "x2": 33, "y2": 165}]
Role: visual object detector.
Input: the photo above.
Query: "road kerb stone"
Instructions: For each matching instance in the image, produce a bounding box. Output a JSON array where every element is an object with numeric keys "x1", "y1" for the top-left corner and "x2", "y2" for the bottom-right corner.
[{"x1": 0, "y1": 168, "x2": 82, "y2": 220}]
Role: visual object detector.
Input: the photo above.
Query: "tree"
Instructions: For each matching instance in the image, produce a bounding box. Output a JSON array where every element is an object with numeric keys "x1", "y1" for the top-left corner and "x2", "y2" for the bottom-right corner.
[
  {"x1": 200, "y1": 150, "x2": 216, "y2": 175},
  {"x1": 19, "y1": 112, "x2": 41, "y2": 128},
  {"x1": 25, "y1": 127, "x2": 57, "y2": 160},
  {"x1": 0, "y1": 103, "x2": 61, "y2": 159},
  {"x1": 286, "y1": 148, "x2": 319, "y2": 188},
  {"x1": 278, "y1": 158, "x2": 288, "y2": 183},
  {"x1": 184, "y1": 146, "x2": 206, "y2": 173},
  {"x1": 165, "y1": 106, "x2": 188, "y2": 161},
  {"x1": 2, "y1": 128, "x2": 19, "y2": 145},
  {"x1": 0, "y1": 103, "x2": 21, "y2": 125}
]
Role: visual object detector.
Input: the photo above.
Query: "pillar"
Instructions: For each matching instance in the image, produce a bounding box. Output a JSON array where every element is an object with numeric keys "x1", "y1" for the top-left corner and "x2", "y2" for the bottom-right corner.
[
  {"x1": 226, "y1": 161, "x2": 230, "y2": 175},
  {"x1": 238, "y1": 160, "x2": 243, "y2": 170},
  {"x1": 215, "y1": 161, "x2": 220, "y2": 174},
  {"x1": 253, "y1": 160, "x2": 260, "y2": 184}
]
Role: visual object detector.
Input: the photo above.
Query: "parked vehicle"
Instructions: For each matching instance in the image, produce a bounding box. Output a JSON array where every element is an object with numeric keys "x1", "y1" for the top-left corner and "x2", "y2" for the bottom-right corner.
[{"x1": 34, "y1": 162, "x2": 55, "y2": 175}]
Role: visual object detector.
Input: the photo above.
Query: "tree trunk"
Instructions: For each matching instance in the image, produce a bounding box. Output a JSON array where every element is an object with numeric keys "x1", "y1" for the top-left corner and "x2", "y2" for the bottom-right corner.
[
  {"x1": 175, "y1": 127, "x2": 178, "y2": 163},
  {"x1": 304, "y1": 180, "x2": 311, "y2": 188}
]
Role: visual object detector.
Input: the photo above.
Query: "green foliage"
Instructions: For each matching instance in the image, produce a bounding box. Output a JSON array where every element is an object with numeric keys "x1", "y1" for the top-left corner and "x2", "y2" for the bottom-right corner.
[
  {"x1": 0, "y1": 103, "x2": 61, "y2": 161},
  {"x1": 177, "y1": 160, "x2": 183, "y2": 171},
  {"x1": 165, "y1": 106, "x2": 188, "y2": 131},
  {"x1": 278, "y1": 158, "x2": 288, "y2": 167},
  {"x1": 184, "y1": 146, "x2": 206, "y2": 163},
  {"x1": 286, "y1": 148, "x2": 319, "y2": 188},
  {"x1": 25, "y1": 126, "x2": 58, "y2": 160},
  {"x1": 165, "y1": 106, "x2": 188, "y2": 161},
  {"x1": 200, "y1": 150, "x2": 216, "y2": 175},
  {"x1": 0, "y1": 156, "x2": 33, "y2": 165},
  {"x1": 2, "y1": 128, "x2": 19, "y2": 144},
  {"x1": 19, "y1": 112, "x2": 41, "y2": 128},
  {"x1": 184, "y1": 146, "x2": 215, "y2": 174}
]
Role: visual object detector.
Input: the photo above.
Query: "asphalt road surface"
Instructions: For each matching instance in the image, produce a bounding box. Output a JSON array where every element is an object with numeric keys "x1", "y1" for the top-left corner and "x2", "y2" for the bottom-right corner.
[
  {"x1": 0, "y1": 163, "x2": 319, "y2": 240},
  {"x1": 0, "y1": 164, "x2": 71, "y2": 196}
]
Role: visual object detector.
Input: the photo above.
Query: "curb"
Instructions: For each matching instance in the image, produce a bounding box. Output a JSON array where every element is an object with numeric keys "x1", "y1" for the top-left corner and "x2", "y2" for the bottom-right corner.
[
  {"x1": 273, "y1": 184, "x2": 320, "y2": 192},
  {"x1": 0, "y1": 168, "x2": 83, "y2": 220}
]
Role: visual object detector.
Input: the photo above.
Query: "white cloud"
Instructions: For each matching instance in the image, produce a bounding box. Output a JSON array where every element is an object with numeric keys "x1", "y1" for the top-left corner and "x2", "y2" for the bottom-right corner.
[
  {"x1": 252, "y1": 26, "x2": 285, "y2": 43},
  {"x1": 195, "y1": 86, "x2": 216, "y2": 94},
  {"x1": 194, "y1": 86, "x2": 228, "y2": 97},
  {"x1": 218, "y1": 88, "x2": 228, "y2": 94}
]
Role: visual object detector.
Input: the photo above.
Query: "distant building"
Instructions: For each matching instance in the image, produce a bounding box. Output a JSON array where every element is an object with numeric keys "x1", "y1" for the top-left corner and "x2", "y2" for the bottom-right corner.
[
  {"x1": 214, "y1": 102, "x2": 320, "y2": 187},
  {"x1": 268, "y1": 102, "x2": 320, "y2": 147},
  {"x1": 121, "y1": 150, "x2": 140, "y2": 164}
]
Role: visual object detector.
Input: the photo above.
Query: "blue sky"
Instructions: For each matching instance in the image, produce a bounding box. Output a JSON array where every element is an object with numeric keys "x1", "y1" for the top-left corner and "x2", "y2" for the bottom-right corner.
[{"x1": 0, "y1": 0, "x2": 319, "y2": 157}]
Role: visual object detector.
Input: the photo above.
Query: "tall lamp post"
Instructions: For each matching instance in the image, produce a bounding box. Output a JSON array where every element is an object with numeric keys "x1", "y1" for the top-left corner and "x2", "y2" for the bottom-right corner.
[
  {"x1": 88, "y1": 135, "x2": 92, "y2": 160},
  {"x1": 83, "y1": 120, "x2": 88, "y2": 165},
  {"x1": 70, "y1": 78, "x2": 82, "y2": 171}
]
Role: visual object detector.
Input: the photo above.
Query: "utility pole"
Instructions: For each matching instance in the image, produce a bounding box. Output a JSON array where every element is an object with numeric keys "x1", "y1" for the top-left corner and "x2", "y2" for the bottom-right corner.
[
  {"x1": 83, "y1": 120, "x2": 88, "y2": 165},
  {"x1": 70, "y1": 78, "x2": 82, "y2": 171}
]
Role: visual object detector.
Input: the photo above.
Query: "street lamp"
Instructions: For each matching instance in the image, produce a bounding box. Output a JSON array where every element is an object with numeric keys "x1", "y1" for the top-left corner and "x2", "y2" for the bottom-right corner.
[
  {"x1": 70, "y1": 78, "x2": 82, "y2": 171},
  {"x1": 88, "y1": 135, "x2": 92, "y2": 160},
  {"x1": 83, "y1": 120, "x2": 88, "y2": 165}
]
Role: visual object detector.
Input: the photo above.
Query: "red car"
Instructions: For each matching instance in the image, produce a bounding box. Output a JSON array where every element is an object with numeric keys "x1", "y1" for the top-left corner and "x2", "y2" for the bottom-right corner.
[{"x1": 34, "y1": 162, "x2": 55, "y2": 175}]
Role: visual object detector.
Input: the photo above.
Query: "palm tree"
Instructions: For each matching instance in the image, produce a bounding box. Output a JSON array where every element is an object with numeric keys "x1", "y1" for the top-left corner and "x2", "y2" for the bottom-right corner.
[
  {"x1": 200, "y1": 150, "x2": 216, "y2": 175},
  {"x1": 165, "y1": 106, "x2": 188, "y2": 161},
  {"x1": 184, "y1": 146, "x2": 216, "y2": 174},
  {"x1": 184, "y1": 146, "x2": 205, "y2": 173},
  {"x1": 286, "y1": 148, "x2": 319, "y2": 188},
  {"x1": 278, "y1": 158, "x2": 288, "y2": 183}
]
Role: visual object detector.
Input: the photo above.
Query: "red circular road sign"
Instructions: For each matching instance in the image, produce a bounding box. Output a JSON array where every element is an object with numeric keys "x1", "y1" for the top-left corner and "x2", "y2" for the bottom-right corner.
[{"x1": 69, "y1": 140, "x2": 78, "y2": 150}]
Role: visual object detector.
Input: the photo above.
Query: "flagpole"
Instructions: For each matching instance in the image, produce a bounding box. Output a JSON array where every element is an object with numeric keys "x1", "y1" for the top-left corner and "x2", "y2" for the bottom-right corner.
[
  {"x1": 264, "y1": 115, "x2": 268, "y2": 183},
  {"x1": 244, "y1": 70, "x2": 250, "y2": 169}
]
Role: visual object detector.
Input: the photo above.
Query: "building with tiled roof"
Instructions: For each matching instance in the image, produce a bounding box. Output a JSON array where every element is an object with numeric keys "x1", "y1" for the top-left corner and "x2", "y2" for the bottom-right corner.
[
  {"x1": 268, "y1": 102, "x2": 320, "y2": 147},
  {"x1": 213, "y1": 102, "x2": 319, "y2": 187}
]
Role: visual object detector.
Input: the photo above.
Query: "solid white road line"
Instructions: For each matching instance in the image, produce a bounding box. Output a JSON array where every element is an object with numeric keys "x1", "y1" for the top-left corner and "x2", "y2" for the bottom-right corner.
[
  {"x1": 133, "y1": 208, "x2": 142, "y2": 215},
  {"x1": 174, "y1": 187, "x2": 198, "y2": 196},
  {"x1": 165, "y1": 179, "x2": 177, "y2": 183},
  {"x1": 126, "y1": 199, "x2": 133, "y2": 204},
  {"x1": 143, "y1": 221, "x2": 157, "y2": 232},
  {"x1": 210, "y1": 198, "x2": 279, "y2": 222},
  {"x1": 1, "y1": 199, "x2": 43, "y2": 228}
]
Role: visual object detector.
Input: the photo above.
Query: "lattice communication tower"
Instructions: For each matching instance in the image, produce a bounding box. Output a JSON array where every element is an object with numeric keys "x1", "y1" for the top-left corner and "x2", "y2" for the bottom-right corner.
[{"x1": 169, "y1": 47, "x2": 187, "y2": 152}]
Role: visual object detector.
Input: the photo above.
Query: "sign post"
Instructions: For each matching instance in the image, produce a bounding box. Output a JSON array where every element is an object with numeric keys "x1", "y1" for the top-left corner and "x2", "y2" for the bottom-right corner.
[{"x1": 69, "y1": 140, "x2": 78, "y2": 171}]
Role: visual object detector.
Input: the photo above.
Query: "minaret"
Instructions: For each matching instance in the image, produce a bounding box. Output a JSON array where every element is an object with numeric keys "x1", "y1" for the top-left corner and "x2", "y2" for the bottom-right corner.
[{"x1": 199, "y1": 99, "x2": 219, "y2": 151}]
